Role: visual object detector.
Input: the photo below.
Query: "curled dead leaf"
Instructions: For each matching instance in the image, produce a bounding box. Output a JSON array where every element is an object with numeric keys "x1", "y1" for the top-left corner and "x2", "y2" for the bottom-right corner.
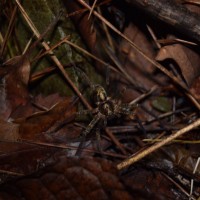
[{"x1": 156, "y1": 41, "x2": 200, "y2": 87}]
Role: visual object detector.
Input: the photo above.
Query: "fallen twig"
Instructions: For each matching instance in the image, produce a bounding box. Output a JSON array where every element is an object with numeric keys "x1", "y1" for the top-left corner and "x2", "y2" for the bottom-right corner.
[
  {"x1": 117, "y1": 118, "x2": 200, "y2": 170},
  {"x1": 126, "y1": 0, "x2": 200, "y2": 43}
]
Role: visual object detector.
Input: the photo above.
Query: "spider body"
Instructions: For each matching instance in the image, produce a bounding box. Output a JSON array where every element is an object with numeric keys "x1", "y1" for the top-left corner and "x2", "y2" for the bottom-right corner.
[{"x1": 80, "y1": 84, "x2": 137, "y2": 137}]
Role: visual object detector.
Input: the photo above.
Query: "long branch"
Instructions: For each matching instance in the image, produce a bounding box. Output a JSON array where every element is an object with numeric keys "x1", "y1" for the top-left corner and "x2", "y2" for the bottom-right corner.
[{"x1": 126, "y1": 0, "x2": 200, "y2": 43}]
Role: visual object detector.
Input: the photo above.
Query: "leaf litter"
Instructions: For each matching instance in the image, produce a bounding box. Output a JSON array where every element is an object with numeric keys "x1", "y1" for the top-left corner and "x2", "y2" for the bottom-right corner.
[{"x1": 0, "y1": 0, "x2": 200, "y2": 199}]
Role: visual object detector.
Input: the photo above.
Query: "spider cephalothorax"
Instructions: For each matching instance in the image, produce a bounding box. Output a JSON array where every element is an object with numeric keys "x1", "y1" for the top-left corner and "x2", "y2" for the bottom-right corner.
[
  {"x1": 80, "y1": 84, "x2": 137, "y2": 137},
  {"x1": 93, "y1": 84, "x2": 107, "y2": 103}
]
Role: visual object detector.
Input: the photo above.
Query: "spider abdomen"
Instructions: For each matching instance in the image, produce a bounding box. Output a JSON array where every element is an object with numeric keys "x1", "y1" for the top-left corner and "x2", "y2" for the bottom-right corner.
[{"x1": 99, "y1": 101, "x2": 115, "y2": 117}]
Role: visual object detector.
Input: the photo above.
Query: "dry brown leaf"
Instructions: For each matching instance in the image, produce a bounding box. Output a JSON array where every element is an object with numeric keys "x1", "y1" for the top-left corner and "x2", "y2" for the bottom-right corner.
[
  {"x1": 64, "y1": 0, "x2": 96, "y2": 51},
  {"x1": 156, "y1": 39, "x2": 200, "y2": 86},
  {"x1": 0, "y1": 141, "x2": 56, "y2": 183},
  {"x1": 0, "y1": 56, "x2": 30, "y2": 120},
  {"x1": 0, "y1": 155, "x2": 133, "y2": 200},
  {"x1": 117, "y1": 23, "x2": 166, "y2": 103},
  {"x1": 10, "y1": 93, "x2": 67, "y2": 120},
  {"x1": 190, "y1": 76, "x2": 200, "y2": 101},
  {"x1": 120, "y1": 23, "x2": 155, "y2": 74},
  {"x1": 0, "y1": 120, "x2": 19, "y2": 141},
  {"x1": 123, "y1": 168, "x2": 187, "y2": 199},
  {"x1": 0, "y1": 97, "x2": 76, "y2": 142},
  {"x1": 17, "y1": 97, "x2": 77, "y2": 140}
]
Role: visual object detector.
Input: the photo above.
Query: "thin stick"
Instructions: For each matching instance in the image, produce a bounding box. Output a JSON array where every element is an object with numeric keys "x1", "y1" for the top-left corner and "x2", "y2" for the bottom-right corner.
[
  {"x1": 189, "y1": 157, "x2": 200, "y2": 199},
  {"x1": 157, "y1": 38, "x2": 197, "y2": 46},
  {"x1": 0, "y1": 5, "x2": 18, "y2": 57},
  {"x1": 117, "y1": 118, "x2": 200, "y2": 170},
  {"x1": 15, "y1": 0, "x2": 92, "y2": 110},
  {"x1": 104, "y1": 45, "x2": 145, "y2": 91},
  {"x1": 129, "y1": 85, "x2": 157, "y2": 105},
  {"x1": 105, "y1": 127, "x2": 127, "y2": 155},
  {"x1": 19, "y1": 139, "x2": 127, "y2": 159},
  {"x1": 32, "y1": 36, "x2": 70, "y2": 62},
  {"x1": 143, "y1": 139, "x2": 200, "y2": 144},
  {"x1": 146, "y1": 25, "x2": 161, "y2": 49},
  {"x1": 63, "y1": 38, "x2": 120, "y2": 75},
  {"x1": 64, "y1": 38, "x2": 137, "y2": 86},
  {"x1": 98, "y1": 7, "x2": 115, "y2": 50},
  {"x1": 77, "y1": 0, "x2": 200, "y2": 110},
  {"x1": 0, "y1": 169, "x2": 24, "y2": 176},
  {"x1": 162, "y1": 172, "x2": 195, "y2": 200},
  {"x1": 88, "y1": 0, "x2": 98, "y2": 19}
]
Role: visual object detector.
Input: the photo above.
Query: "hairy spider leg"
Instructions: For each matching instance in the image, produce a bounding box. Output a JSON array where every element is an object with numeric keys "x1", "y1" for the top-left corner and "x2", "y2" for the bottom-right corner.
[
  {"x1": 135, "y1": 115, "x2": 146, "y2": 134},
  {"x1": 75, "y1": 113, "x2": 102, "y2": 156},
  {"x1": 75, "y1": 135, "x2": 87, "y2": 156},
  {"x1": 76, "y1": 109, "x2": 92, "y2": 116},
  {"x1": 95, "y1": 128, "x2": 102, "y2": 152},
  {"x1": 81, "y1": 112, "x2": 102, "y2": 137},
  {"x1": 117, "y1": 103, "x2": 137, "y2": 117}
]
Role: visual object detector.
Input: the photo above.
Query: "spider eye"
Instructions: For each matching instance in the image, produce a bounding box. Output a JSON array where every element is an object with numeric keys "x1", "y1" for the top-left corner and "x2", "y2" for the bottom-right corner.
[
  {"x1": 99, "y1": 91, "x2": 106, "y2": 101},
  {"x1": 93, "y1": 85, "x2": 107, "y2": 102}
]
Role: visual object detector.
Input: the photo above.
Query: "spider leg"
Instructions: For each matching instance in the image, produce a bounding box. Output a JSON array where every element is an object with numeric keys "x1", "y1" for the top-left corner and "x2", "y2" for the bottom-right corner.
[
  {"x1": 75, "y1": 135, "x2": 87, "y2": 157},
  {"x1": 95, "y1": 117, "x2": 107, "y2": 153},
  {"x1": 76, "y1": 110, "x2": 92, "y2": 116},
  {"x1": 135, "y1": 115, "x2": 146, "y2": 134},
  {"x1": 75, "y1": 113, "x2": 102, "y2": 157},
  {"x1": 76, "y1": 109, "x2": 94, "y2": 122},
  {"x1": 81, "y1": 113, "x2": 102, "y2": 137},
  {"x1": 118, "y1": 103, "x2": 137, "y2": 117},
  {"x1": 95, "y1": 128, "x2": 102, "y2": 152}
]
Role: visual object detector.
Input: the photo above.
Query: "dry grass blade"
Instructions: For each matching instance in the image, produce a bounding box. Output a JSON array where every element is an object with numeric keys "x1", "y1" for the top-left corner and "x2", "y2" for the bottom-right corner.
[
  {"x1": 189, "y1": 157, "x2": 200, "y2": 199},
  {"x1": 77, "y1": 0, "x2": 200, "y2": 110},
  {"x1": 105, "y1": 127, "x2": 127, "y2": 155},
  {"x1": 63, "y1": 38, "x2": 120, "y2": 74},
  {"x1": 15, "y1": 0, "x2": 92, "y2": 110},
  {"x1": 157, "y1": 38, "x2": 197, "y2": 46},
  {"x1": 88, "y1": 0, "x2": 98, "y2": 19},
  {"x1": 30, "y1": 63, "x2": 76, "y2": 82},
  {"x1": 117, "y1": 118, "x2": 200, "y2": 170},
  {"x1": 32, "y1": 36, "x2": 70, "y2": 62},
  {"x1": 162, "y1": 172, "x2": 196, "y2": 200},
  {"x1": 0, "y1": 169, "x2": 24, "y2": 176},
  {"x1": 104, "y1": 45, "x2": 145, "y2": 90},
  {"x1": 64, "y1": 38, "x2": 145, "y2": 88},
  {"x1": 182, "y1": 0, "x2": 200, "y2": 5},
  {"x1": 0, "y1": 5, "x2": 17, "y2": 58},
  {"x1": 129, "y1": 86, "x2": 157, "y2": 105},
  {"x1": 19, "y1": 139, "x2": 127, "y2": 159}
]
